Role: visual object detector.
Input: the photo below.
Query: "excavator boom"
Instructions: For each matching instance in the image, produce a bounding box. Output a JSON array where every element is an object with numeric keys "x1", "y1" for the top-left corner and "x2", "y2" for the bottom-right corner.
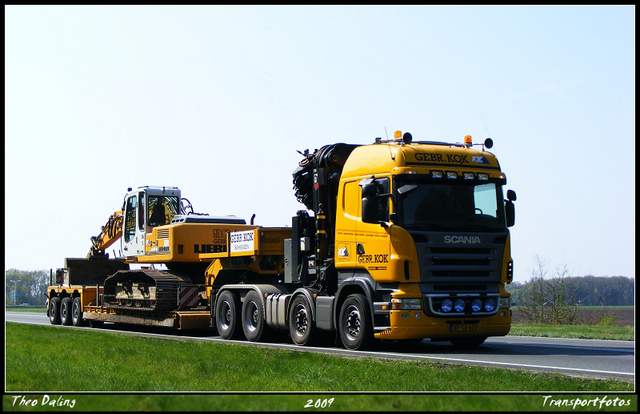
[{"x1": 88, "y1": 211, "x2": 123, "y2": 258}]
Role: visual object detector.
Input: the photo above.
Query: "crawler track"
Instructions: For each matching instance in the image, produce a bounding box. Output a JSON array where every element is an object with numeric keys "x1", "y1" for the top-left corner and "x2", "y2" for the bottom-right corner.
[{"x1": 102, "y1": 270, "x2": 194, "y2": 312}]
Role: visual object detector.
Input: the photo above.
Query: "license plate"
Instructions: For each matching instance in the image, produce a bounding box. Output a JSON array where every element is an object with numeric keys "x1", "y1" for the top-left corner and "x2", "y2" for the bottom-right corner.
[{"x1": 450, "y1": 324, "x2": 478, "y2": 332}]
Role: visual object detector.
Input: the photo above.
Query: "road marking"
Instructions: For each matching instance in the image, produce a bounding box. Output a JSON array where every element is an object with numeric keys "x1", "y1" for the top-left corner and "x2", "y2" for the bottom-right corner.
[{"x1": 359, "y1": 350, "x2": 635, "y2": 378}]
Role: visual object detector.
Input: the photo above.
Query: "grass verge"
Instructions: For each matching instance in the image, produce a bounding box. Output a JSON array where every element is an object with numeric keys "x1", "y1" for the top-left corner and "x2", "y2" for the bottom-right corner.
[
  {"x1": 5, "y1": 322, "x2": 636, "y2": 412},
  {"x1": 10, "y1": 323, "x2": 633, "y2": 393},
  {"x1": 509, "y1": 324, "x2": 634, "y2": 341}
]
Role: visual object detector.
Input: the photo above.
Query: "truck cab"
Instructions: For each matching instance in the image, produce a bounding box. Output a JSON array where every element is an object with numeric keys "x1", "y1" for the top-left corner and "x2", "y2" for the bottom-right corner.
[{"x1": 333, "y1": 133, "x2": 516, "y2": 344}]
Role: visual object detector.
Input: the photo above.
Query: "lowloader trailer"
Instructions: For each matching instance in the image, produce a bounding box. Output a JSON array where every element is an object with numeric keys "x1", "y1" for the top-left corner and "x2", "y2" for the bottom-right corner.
[{"x1": 47, "y1": 132, "x2": 516, "y2": 350}]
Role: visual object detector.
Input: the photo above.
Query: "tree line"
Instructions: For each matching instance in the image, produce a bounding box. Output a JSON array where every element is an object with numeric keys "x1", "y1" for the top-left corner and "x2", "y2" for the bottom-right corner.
[
  {"x1": 5, "y1": 269, "x2": 51, "y2": 306},
  {"x1": 505, "y1": 256, "x2": 634, "y2": 325},
  {"x1": 508, "y1": 275, "x2": 634, "y2": 307},
  {"x1": 5, "y1": 264, "x2": 634, "y2": 309}
]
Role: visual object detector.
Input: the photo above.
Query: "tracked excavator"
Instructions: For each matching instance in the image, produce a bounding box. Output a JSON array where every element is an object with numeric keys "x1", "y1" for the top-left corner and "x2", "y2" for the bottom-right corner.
[{"x1": 52, "y1": 186, "x2": 251, "y2": 322}]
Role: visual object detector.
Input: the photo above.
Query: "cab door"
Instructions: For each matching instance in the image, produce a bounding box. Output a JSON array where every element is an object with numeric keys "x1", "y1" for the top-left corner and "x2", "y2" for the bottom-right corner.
[
  {"x1": 334, "y1": 179, "x2": 359, "y2": 269},
  {"x1": 122, "y1": 191, "x2": 146, "y2": 256},
  {"x1": 355, "y1": 177, "x2": 391, "y2": 277}
]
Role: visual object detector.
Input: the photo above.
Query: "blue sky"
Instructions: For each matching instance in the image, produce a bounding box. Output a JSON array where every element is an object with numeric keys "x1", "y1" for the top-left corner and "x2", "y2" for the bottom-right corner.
[{"x1": 5, "y1": 5, "x2": 634, "y2": 282}]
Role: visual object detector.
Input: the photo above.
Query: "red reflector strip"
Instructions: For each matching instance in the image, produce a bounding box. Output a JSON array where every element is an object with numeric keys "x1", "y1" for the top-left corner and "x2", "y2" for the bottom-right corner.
[{"x1": 179, "y1": 287, "x2": 199, "y2": 308}]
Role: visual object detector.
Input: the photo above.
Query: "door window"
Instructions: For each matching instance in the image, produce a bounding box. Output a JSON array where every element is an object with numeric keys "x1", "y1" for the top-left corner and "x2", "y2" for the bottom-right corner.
[{"x1": 124, "y1": 195, "x2": 137, "y2": 243}]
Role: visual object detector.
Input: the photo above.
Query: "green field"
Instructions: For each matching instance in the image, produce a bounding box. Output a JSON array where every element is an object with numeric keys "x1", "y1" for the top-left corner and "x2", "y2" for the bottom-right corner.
[{"x1": 4, "y1": 322, "x2": 636, "y2": 412}]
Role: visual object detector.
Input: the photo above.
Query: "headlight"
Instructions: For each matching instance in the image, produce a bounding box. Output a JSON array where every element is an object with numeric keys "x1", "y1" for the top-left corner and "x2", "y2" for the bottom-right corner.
[
  {"x1": 499, "y1": 297, "x2": 511, "y2": 309},
  {"x1": 441, "y1": 299, "x2": 453, "y2": 313},
  {"x1": 484, "y1": 298, "x2": 496, "y2": 312},
  {"x1": 471, "y1": 298, "x2": 482, "y2": 312},
  {"x1": 454, "y1": 298, "x2": 465, "y2": 312},
  {"x1": 391, "y1": 298, "x2": 422, "y2": 310}
]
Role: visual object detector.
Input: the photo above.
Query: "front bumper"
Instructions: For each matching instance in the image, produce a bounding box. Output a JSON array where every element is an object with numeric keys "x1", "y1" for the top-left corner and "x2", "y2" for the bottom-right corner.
[{"x1": 374, "y1": 308, "x2": 512, "y2": 340}]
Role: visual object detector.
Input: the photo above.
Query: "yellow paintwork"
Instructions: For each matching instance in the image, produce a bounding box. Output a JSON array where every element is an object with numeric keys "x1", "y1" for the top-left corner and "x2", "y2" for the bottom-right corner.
[
  {"x1": 336, "y1": 140, "x2": 512, "y2": 339},
  {"x1": 371, "y1": 282, "x2": 512, "y2": 340},
  {"x1": 47, "y1": 285, "x2": 102, "y2": 312},
  {"x1": 82, "y1": 305, "x2": 210, "y2": 329},
  {"x1": 375, "y1": 309, "x2": 512, "y2": 340},
  {"x1": 341, "y1": 141, "x2": 502, "y2": 177},
  {"x1": 90, "y1": 210, "x2": 123, "y2": 253},
  {"x1": 140, "y1": 222, "x2": 257, "y2": 264},
  {"x1": 199, "y1": 227, "x2": 292, "y2": 260},
  {"x1": 201, "y1": 227, "x2": 291, "y2": 291}
]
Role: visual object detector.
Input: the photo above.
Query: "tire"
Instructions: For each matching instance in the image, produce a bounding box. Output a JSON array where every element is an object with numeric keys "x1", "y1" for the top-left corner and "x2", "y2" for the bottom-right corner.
[
  {"x1": 215, "y1": 290, "x2": 241, "y2": 340},
  {"x1": 450, "y1": 336, "x2": 487, "y2": 348},
  {"x1": 338, "y1": 293, "x2": 373, "y2": 350},
  {"x1": 289, "y1": 294, "x2": 316, "y2": 346},
  {"x1": 72, "y1": 297, "x2": 84, "y2": 327},
  {"x1": 242, "y1": 290, "x2": 269, "y2": 342},
  {"x1": 61, "y1": 297, "x2": 73, "y2": 326},
  {"x1": 49, "y1": 297, "x2": 61, "y2": 325}
]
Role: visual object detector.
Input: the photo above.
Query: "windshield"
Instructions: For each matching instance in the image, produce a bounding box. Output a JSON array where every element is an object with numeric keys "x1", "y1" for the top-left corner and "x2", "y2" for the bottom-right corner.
[
  {"x1": 148, "y1": 195, "x2": 180, "y2": 227},
  {"x1": 395, "y1": 178, "x2": 506, "y2": 231}
]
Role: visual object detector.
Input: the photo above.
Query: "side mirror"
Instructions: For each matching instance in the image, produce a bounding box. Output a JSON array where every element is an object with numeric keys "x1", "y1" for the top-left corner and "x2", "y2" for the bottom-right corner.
[
  {"x1": 505, "y1": 189, "x2": 516, "y2": 227},
  {"x1": 361, "y1": 183, "x2": 378, "y2": 224}
]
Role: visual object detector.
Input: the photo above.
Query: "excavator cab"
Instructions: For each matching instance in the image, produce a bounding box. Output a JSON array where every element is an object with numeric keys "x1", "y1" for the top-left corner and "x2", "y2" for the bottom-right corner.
[{"x1": 122, "y1": 186, "x2": 181, "y2": 257}]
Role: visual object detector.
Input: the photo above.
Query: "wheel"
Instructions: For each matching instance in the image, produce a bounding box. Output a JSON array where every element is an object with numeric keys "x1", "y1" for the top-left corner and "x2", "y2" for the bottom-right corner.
[
  {"x1": 289, "y1": 294, "x2": 316, "y2": 346},
  {"x1": 242, "y1": 290, "x2": 269, "y2": 342},
  {"x1": 61, "y1": 297, "x2": 73, "y2": 326},
  {"x1": 72, "y1": 297, "x2": 84, "y2": 327},
  {"x1": 49, "y1": 297, "x2": 61, "y2": 325},
  {"x1": 338, "y1": 293, "x2": 373, "y2": 350},
  {"x1": 215, "y1": 290, "x2": 241, "y2": 340},
  {"x1": 450, "y1": 336, "x2": 487, "y2": 348}
]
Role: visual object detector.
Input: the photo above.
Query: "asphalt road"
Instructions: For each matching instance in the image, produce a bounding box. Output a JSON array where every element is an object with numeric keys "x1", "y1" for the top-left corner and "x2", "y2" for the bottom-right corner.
[{"x1": 6, "y1": 311, "x2": 634, "y2": 381}]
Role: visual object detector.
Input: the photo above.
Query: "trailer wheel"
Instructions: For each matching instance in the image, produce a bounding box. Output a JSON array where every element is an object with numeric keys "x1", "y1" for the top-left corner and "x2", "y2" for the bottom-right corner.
[
  {"x1": 338, "y1": 293, "x2": 373, "y2": 350},
  {"x1": 242, "y1": 290, "x2": 268, "y2": 342},
  {"x1": 61, "y1": 297, "x2": 73, "y2": 326},
  {"x1": 72, "y1": 297, "x2": 84, "y2": 327},
  {"x1": 216, "y1": 290, "x2": 241, "y2": 340},
  {"x1": 49, "y1": 297, "x2": 61, "y2": 325},
  {"x1": 289, "y1": 294, "x2": 316, "y2": 346}
]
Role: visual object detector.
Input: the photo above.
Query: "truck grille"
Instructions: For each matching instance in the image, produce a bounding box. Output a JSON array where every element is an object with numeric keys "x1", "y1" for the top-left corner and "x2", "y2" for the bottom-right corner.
[
  {"x1": 413, "y1": 232, "x2": 507, "y2": 317},
  {"x1": 426, "y1": 247, "x2": 495, "y2": 279}
]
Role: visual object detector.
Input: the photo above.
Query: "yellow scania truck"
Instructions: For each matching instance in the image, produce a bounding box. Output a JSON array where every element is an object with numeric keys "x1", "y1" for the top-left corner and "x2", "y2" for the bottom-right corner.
[{"x1": 47, "y1": 131, "x2": 516, "y2": 350}]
